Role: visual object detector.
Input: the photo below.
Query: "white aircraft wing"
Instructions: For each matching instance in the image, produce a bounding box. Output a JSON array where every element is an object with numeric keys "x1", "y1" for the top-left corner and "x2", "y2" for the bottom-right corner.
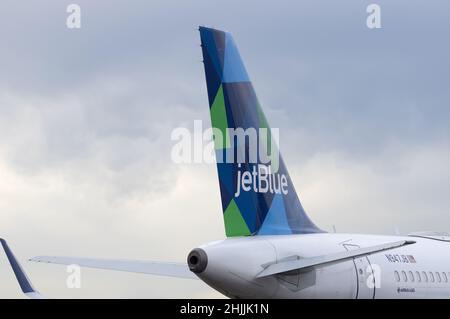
[
  {"x1": 257, "y1": 240, "x2": 415, "y2": 278},
  {"x1": 0, "y1": 238, "x2": 46, "y2": 299},
  {"x1": 30, "y1": 256, "x2": 198, "y2": 279}
]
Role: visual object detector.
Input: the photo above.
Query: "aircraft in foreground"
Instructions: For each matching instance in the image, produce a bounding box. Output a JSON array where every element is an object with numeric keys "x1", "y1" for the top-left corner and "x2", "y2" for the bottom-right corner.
[{"x1": 2, "y1": 27, "x2": 450, "y2": 299}]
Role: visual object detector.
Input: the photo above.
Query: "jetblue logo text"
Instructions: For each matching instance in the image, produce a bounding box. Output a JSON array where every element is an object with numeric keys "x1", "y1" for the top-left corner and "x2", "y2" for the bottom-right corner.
[{"x1": 235, "y1": 164, "x2": 288, "y2": 197}]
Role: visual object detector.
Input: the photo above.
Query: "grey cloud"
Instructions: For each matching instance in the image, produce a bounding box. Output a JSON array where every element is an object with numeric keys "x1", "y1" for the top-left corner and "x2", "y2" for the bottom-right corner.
[{"x1": 0, "y1": 0, "x2": 449, "y2": 298}]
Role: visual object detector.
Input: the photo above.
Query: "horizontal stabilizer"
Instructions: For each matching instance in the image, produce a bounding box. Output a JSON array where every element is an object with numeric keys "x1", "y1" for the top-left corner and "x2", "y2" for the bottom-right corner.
[
  {"x1": 30, "y1": 256, "x2": 197, "y2": 280},
  {"x1": 257, "y1": 240, "x2": 415, "y2": 278}
]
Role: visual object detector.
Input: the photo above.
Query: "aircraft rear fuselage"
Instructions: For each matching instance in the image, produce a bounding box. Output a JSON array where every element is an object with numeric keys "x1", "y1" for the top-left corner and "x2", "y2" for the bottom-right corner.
[{"x1": 189, "y1": 233, "x2": 450, "y2": 299}]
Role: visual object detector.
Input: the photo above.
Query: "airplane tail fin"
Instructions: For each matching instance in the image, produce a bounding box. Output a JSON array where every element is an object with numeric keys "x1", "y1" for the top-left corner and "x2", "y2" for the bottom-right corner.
[{"x1": 199, "y1": 27, "x2": 323, "y2": 237}]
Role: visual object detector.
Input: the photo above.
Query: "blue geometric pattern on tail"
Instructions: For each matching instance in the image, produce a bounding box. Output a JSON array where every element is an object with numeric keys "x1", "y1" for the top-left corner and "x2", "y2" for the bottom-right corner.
[
  {"x1": 258, "y1": 194, "x2": 292, "y2": 235},
  {"x1": 223, "y1": 32, "x2": 250, "y2": 83},
  {"x1": 199, "y1": 26, "x2": 323, "y2": 237}
]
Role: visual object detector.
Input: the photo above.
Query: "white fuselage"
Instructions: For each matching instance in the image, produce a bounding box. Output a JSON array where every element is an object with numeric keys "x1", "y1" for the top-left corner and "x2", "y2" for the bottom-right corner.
[{"x1": 194, "y1": 233, "x2": 450, "y2": 298}]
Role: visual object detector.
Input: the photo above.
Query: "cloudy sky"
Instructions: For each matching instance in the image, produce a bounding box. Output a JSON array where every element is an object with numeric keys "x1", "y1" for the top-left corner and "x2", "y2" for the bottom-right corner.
[{"x1": 0, "y1": 0, "x2": 449, "y2": 298}]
